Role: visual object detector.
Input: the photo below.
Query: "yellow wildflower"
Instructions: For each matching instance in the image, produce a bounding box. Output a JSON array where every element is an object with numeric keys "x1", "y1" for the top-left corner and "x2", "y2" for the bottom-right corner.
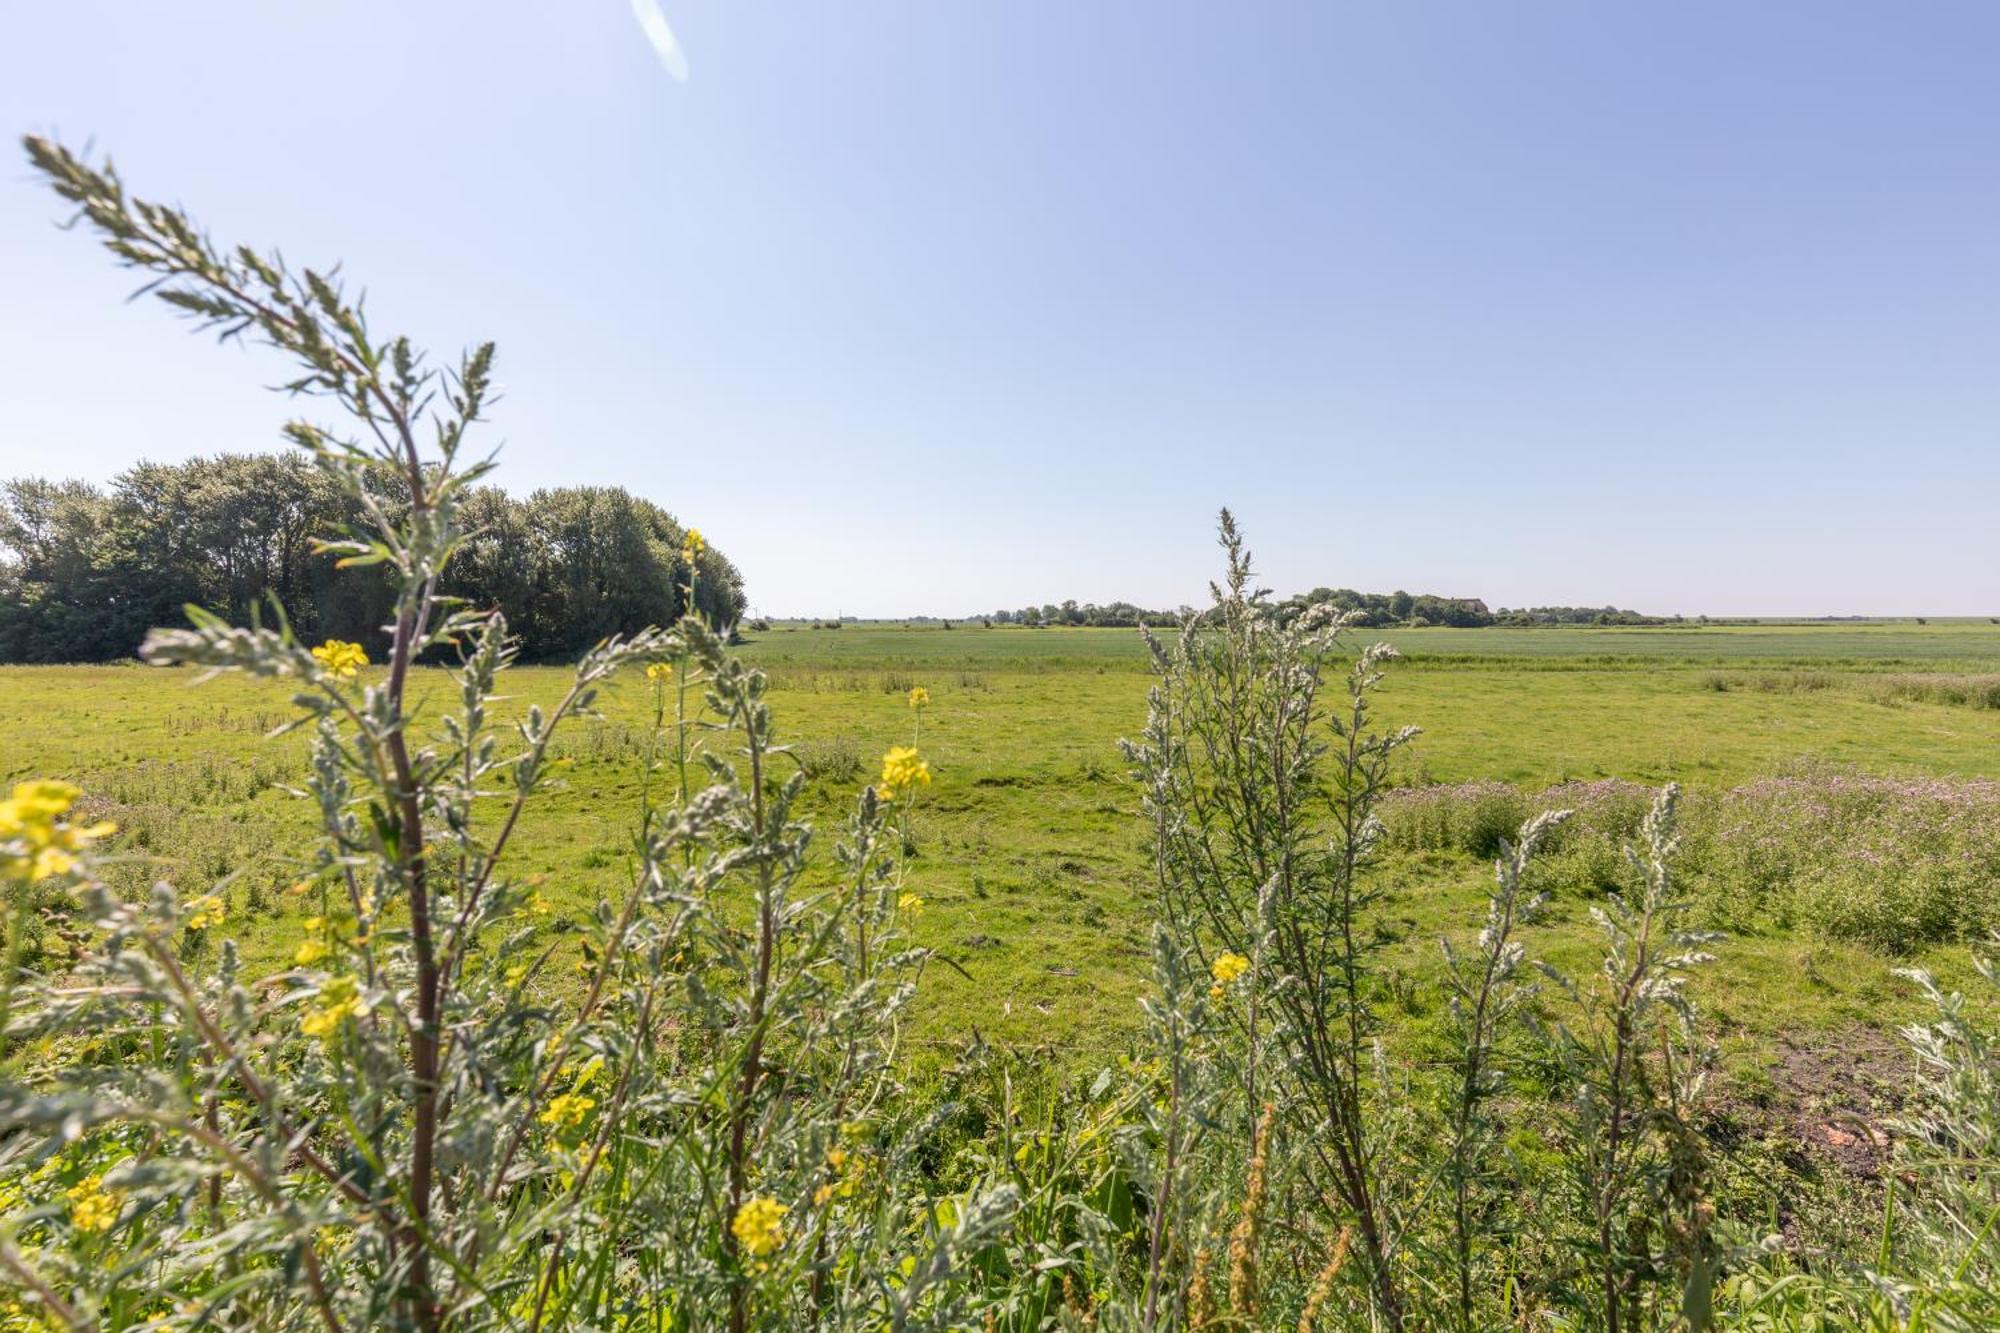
[
  {"x1": 539, "y1": 1092, "x2": 596, "y2": 1133},
  {"x1": 310, "y1": 639, "x2": 368, "y2": 680},
  {"x1": 300, "y1": 975, "x2": 365, "y2": 1042},
  {"x1": 897, "y1": 892, "x2": 925, "y2": 918},
  {"x1": 185, "y1": 895, "x2": 226, "y2": 932},
  {"x1": 645, "y1": 662, "x2": 673, "y2": 682},
  {"x1": 907, "y1": 686, "x2": 930, "y2": 710},
  {"x1": 66, "y1": 1175, "x2": 117, "y2": 1234},
  {"x1": 295, "y1": 937, "x2": 329, "y2": 966},
  {"x1": 0, "y1": 780, "x2": 114, "y2": 882},
  {"x1": 0, "y1": 779, "x2": 79, "y2": 826},
  {"x1": 1211, "y1": 952, "x2": 1251, "y2": 986},
  {"x1": 681, "y1": 528, "x2": 707, "y2": 561},
  {"x1": 816, "y1": 1143, "x2": 863, "y2": 1207},
  {"x1": 878, "y1": 746, "x2": 931, "y2": 797},
  {"x1": 731, "y1": 1196, "x2": 788, "y2": 1257}
]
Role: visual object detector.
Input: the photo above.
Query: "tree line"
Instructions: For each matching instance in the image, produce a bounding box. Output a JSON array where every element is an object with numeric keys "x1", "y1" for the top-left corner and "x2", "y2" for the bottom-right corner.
[
  {"x1": 0, "y1": 452, "x2": 746, "y2": 663},
  {"x1": 985, "y1": 600, "x2": 1180, "y2": 627},
  {"x1": 1281, "y1": 588, "x2": 1669, "y2": 627},
  {"x1": 979, "y1": 589, "x2": 1667, "y2": 629}
]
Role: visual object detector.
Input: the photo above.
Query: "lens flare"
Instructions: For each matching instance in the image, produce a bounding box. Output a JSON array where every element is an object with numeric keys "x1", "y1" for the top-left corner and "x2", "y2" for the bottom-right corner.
[{"x1": 629, "y1": 0, "x2": 689, "y2": 82}]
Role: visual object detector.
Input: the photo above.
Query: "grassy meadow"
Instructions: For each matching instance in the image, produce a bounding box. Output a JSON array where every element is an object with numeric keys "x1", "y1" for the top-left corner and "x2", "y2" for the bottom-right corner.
[{"x1": 7, "y1": 618, "x2": 2000, "y2": 1077}]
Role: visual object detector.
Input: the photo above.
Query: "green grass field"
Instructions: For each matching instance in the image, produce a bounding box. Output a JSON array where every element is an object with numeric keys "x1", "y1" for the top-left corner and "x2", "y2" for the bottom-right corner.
[
  {"x1": 754, "y1": 617, "x2": 2000, "y2": 667},
  {"x1": 6, "y1": 620, "x2": 2000, "y2": 1078}
]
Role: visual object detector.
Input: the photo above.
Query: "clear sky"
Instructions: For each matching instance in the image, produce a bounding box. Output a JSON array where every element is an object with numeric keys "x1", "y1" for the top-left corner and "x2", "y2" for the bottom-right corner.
[{"x1": 3, "y1": 2, "x2": 1997, "y2": 618}]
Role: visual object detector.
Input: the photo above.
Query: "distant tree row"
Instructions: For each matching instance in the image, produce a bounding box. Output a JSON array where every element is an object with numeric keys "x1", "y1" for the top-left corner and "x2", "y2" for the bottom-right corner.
[
  {"x1": 1278, "y1": 587, "x2": 1496, "y2": 627},
  {"x1": 1491, "y1": 604, "x2": 1672, "y2": 626},
  {"x1": 0, "y1": 452, "x2": 746, "y2": 663},
  {"x1": 985, "y1": 600, "x2": 1182, "y2": 628},
  {"x1": 976, "y1": 590, "x2": 1669, "y2": 630},
  {"x1": 1285, "y1": 589, "x2": 1671, "y2": 628}
]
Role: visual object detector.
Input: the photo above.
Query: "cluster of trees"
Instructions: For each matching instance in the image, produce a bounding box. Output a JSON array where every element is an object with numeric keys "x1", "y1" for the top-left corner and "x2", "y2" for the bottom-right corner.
[
  {"x1": 0, "y1": 453, "x2": 746, "y2": 663},
  {"x1": 1492, "y1": 604, "x2": 1672, "y2": 626},
  {"x1": 1279, "y1": 586, "x2": 1495, "y2": 627},
  {"x1": 985, "y1": 600, "x2": 1181, "y2": 627}
]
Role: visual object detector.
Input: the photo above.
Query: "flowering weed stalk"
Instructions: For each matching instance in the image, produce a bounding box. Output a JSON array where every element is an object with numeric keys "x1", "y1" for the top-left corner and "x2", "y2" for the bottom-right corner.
[
  {"x1": 1439, "y1": 807, "x2": 1570, "y2": 1331},
  {"x1": 0, "y1": 136, "x2": 1014, "y2": 1333},
  {"x1": 1125, "y1": 510, "x2": 1419, "y2": 1326},
  {"x1": 1535, "y1": 786, "x2": 1722, "y2": 1332}
]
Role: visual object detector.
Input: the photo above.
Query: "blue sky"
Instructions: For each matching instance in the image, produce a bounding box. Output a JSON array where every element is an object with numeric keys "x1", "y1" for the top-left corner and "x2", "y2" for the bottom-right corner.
[{"x1": 3, "y1": 2, "x2": 1997, "y2": 617}]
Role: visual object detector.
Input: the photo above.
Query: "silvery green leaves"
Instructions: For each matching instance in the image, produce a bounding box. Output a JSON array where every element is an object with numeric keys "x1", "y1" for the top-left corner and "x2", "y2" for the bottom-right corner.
[
  {"x1": 1534, "y1": 783, "x2": 1723, "y2": 1333},
  {"x1": 1438, "y1": 806, "x2": 1569, "y2": 1330},
  {"x1": 1873, "y1": 943, "x2": 2000, "y2": 1325},
  {"x1": 1127, "y1": 512, "x2": 1418, "y2": 1326}
]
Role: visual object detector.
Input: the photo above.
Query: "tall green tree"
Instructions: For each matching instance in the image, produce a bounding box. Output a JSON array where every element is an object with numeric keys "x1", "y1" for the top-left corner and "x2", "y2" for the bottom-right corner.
[{"x1": 0, "y1": 456, "x2": 745, "y2": 663}]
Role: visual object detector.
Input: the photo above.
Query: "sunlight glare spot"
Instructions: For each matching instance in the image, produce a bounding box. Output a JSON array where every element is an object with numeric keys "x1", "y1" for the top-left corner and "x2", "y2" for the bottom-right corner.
[{"x1": 628, "y1": 0, "x2": 690, "y2": 83}]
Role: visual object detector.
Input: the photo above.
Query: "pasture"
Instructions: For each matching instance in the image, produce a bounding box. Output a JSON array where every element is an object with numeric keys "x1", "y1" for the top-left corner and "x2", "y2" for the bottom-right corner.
[{"x1": 7, "y1": 618, "x2": 2000, "y2": 1073}]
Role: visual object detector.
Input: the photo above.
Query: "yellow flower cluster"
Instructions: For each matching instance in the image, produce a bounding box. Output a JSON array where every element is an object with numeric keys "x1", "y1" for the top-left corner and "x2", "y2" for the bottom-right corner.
[
  {"x1": 814, "y1": 1145, "x2": 867, "y2": 1207},
  {"x1": 681, "y1": 528, "x2": 707, "y2": 562},
  {"x1": 646, "y1": 662, "x2": 673, "y2": 682},
  {"x1": 877, "y1": 746, "x2": 931, "y2": 801},
  {"x1": 310, "y1": 639, "x2": 368, "y2": 680},
  {"x1": 66, "y1": 1174, "x2": 118, "y2": 1234},
  {"x1": 1211, "y1": 952, "x2": 1251, "y2": 985},
  {"x1": 539, "y1": 1092, "x2": 597, "y2": 1133},
  {"x1": 731, "y1": 1196, "x2": 788, "y2": 1258},
  {"x1": 294, "y1": 916, "x2": 331, "y2": 965},
  {"x1": 1, "y1": 780, "x2": 114, "y2": 882},
  {"x1": 185, "y1": 894, "x2": 226, "y2": 932},
  {"x1": 897, "y1": 892, "x2": 925, "y2": 918},
  {"x1": 1209, "y1": 951, "x2": 1251, "y2": 1002},
  {"x1": 300, "y1": 975, "x2": 365, "y2": 1042},
  {"x1": 907, "y1": 686, "x2": 929, "y2": 710}
]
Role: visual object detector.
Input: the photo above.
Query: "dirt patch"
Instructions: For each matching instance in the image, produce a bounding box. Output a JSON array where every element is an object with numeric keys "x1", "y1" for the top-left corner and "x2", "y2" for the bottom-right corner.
[{"x1": 1716, "y1": 1026, "x2": 1908, "y2": 1182}]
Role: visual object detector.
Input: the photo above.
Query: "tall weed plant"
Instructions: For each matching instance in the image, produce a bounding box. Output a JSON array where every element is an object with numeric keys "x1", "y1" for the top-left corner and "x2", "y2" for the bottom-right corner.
[{"x1": 1, "y1": 138, "x2": 1009, "y2": 1332}]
